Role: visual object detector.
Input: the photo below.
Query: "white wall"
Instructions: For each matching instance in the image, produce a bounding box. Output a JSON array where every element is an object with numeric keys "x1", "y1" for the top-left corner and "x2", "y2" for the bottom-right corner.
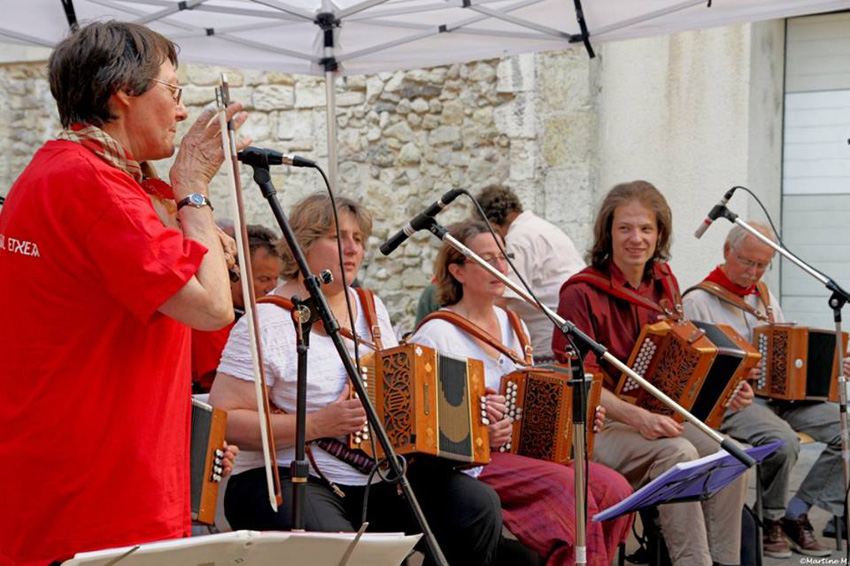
[{"x1": 594, "y1": 21, "x2": 785, "y2": 292}]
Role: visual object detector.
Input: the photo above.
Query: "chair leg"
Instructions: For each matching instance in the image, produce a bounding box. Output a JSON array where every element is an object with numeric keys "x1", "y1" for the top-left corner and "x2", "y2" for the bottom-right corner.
[{"x1": 755, "y1": 465, "x2": 764, "y2": 566}]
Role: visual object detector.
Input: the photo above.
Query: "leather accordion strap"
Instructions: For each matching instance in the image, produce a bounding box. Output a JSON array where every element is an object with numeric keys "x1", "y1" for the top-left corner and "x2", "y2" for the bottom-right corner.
[
  {"x1": 416, "y1": 310, "x2": 530, "y2": 367},
  {"x1": 257, "y1": 293, "x2": 378, "y2": 350},
  {"x1": 506, "y1": 310, "x2": 534, "y2": 365},
  {"x1": 354, "y1": 287, "x2": 384, "y2": 351},
  {"x1": 682, "y1": 280, "x2": 774, "y2": 324},
  {"x1": 569, "y1": 265, "x2": 681, "y2": 318}
]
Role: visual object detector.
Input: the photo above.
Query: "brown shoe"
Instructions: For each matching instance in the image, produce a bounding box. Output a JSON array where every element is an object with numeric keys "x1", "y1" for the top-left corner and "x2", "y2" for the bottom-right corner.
[
  {"x1": 781, "y1": 514, "x2": 832, "y2": 557},
  {"x1": 763, "y1": 519, "x2": 792, "y2": 558}
]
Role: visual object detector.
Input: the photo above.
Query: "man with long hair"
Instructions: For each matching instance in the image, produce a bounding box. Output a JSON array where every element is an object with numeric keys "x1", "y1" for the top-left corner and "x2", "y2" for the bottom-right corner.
[{"x1": 554, "y1": 181, "x2": 749, "y2": 566}]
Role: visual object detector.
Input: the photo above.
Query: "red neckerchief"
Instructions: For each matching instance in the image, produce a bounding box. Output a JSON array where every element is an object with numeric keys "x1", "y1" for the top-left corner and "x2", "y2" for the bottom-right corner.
[{"x1": 704, "y1": 266, "x2": 756, "y2": 297}]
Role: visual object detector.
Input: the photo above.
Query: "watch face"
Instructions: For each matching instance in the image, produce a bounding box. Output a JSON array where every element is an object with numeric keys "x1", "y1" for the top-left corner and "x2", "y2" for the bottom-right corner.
[{"x1": 189, "y1": 194, "x2": 205, "y2": 207}]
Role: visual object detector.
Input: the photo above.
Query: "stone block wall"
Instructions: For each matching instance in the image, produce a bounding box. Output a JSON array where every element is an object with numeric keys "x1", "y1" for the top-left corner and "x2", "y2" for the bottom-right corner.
[{"x1": 0, "y1": 49, "x2": 602, "y2": 332}]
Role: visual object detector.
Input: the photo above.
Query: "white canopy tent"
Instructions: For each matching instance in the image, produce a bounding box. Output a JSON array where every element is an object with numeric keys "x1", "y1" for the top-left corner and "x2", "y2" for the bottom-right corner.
[{"x1": 4, "y1": 0, "x2": 850, "y2": 185}]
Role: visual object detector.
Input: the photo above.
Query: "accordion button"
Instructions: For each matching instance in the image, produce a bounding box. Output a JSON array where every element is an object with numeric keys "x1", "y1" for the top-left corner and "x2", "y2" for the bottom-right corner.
[
  {"x1": 363, "y1": 433, "x2": 370, "y2": 440},
  {"x1": 482, "y1": 417, "x2": 490, "y2": 425},
  {"x1": 499, "y1": 446, "x2": 506, "y2": 452},
  {"x1": 506, "y1": 443, "x2": 512, "y2": 450},
  {"x1": 795, "y1": 359, "x2": 804, "y2": 369}
]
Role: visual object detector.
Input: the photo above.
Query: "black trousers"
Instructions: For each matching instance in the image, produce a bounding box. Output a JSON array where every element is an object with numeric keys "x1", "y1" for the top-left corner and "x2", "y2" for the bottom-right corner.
[{"x1": 226, "y1": 463, "x2": 502, "y2": 566}]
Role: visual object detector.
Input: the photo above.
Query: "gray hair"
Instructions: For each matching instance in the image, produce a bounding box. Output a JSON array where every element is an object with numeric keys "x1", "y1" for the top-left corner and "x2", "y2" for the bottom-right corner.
[{"x1": 725, "y1": 221, "x2": 778, "y2": 251}]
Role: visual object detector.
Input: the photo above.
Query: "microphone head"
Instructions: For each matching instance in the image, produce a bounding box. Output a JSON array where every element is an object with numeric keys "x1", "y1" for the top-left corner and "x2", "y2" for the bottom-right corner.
[{"x1": 237, "y1": 146, "x2": 284, "y2": 166}]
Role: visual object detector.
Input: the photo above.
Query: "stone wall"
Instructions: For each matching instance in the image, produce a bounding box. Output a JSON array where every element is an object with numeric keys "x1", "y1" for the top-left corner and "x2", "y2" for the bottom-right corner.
[{"x1": 0, "y1": 49, "x2": 601, "y2": 333}]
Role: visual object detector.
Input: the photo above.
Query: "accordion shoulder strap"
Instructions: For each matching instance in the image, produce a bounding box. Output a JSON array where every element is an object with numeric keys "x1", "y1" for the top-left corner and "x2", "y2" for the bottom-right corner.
[
  {"x1": 416, "y1": 310, "x2": 529, "y2": 367},
  {"x1": 506, "y1": 310, "x2": 534, "y2": 365},
  {"x1": 682, "y1": 281, "x2": 773, "y2": 323},
  {"x1": 569, "y1": 265, "x2": 681, "y2": 318},
  {"x1": 354, "y1": 287, "x2": 384, "y2": 351},
  {"x1": 257, "y1": 293, "x2": 378, "y2": 350}
]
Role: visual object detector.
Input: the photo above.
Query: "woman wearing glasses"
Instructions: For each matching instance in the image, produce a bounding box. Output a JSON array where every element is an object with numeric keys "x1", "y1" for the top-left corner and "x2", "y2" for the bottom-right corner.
[
  {"x1": 410, "y1": 220, "x2": 634, "y2": 566},
  {"x1": 0, "y1": 21, "x2": 241, "y2": 563}
]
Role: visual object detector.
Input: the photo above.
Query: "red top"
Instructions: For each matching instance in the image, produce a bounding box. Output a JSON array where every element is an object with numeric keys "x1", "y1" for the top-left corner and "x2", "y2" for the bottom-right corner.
[
  {"x1": 553, "y1": 261, "x2": 681, "y2": 390},
  {"x1": 191, "y1": 321, "x2": 236, "y2": 393},
  {"x1": 0, "y1": 141, "x2": 206, "y2": 565}
]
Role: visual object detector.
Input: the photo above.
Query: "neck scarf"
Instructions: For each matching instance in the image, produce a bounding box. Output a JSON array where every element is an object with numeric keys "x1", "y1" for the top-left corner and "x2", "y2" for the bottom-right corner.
[{"x1": 704, "y1": 266, "x2": 756, "y2": 297}]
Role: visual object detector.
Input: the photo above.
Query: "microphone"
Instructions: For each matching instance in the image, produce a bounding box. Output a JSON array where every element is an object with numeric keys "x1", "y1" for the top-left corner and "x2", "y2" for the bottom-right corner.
[
  {"x1": 694, "y1": 187, "x2": 737, "y2": 239},
  {"x1": 237, "y1": 147, "x2": 315, "y2": 168},
  {"x1": 380, "y1": 188, "x2": 464, "y2": 256}
]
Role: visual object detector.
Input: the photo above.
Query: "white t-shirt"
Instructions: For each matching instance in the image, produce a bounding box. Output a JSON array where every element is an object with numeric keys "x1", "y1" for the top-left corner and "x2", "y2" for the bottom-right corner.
[
  {"x1": 218, "y1": 288, "x2": 398, "y2": 485},
  {"x1": 501, "y1": 211, "x2": 585, "y2": 357},
  {"x1": 683, "y1": 284, "x2": 785, "y2": 342}
]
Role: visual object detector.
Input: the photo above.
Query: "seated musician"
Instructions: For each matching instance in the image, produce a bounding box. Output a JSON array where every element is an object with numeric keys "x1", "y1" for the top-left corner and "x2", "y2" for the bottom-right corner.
[
  {"x1": 684, "y1": 222, "x2": 847, "y2": 557},
  {"x1": 209, "y1": 193, "x2": 502, "y2": 566},
  {"x1": 192, "y1": 224, "x2": 282, "y2": 393},
  {"x1": 410, "y1": 219, "x2": 634, "y2": 566},
  {"x1": 554, "y1": 181, "x2": 750, "y2": 566}
]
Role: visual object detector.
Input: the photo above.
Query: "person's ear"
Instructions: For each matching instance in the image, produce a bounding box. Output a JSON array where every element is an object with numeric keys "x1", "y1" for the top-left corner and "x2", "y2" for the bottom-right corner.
[{"x1": 448, "y1": 262, "x2": 465, "y2": 284}]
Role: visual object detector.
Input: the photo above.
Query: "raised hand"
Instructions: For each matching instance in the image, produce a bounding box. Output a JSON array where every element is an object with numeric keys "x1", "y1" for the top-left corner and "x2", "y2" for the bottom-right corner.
[{"x1": 169, "y1": 102, "x2": 250, "y2": 199}]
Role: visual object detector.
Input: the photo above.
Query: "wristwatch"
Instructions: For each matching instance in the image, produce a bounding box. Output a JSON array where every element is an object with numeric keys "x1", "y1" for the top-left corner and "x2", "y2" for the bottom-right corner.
[{"x1": 177, "y1": 193, "x2": 214, "y2": 211}]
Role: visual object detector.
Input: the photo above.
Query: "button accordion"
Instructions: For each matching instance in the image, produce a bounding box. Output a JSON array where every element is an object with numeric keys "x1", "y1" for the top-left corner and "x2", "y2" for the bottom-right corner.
[
  {"x1": 616, "y1": 319, "x2": 761, "y2": 429},
  {"x1": 349, "y1": 343, "x2": 491, "y2": 467},
  {"x1": 753, "y1": 324, "x2": 849, "y2": 402},
  {"x1": 499, "y1": 365, "x2": 603, "y2": 465},
  {"x1": 190, "y1": 398, "x2": 227, "y2": 525}
]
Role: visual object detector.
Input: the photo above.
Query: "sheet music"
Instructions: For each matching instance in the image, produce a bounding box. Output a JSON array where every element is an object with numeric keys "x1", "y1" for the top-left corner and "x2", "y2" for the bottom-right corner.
[{"x1": 64, "y1": 530, "x2": 421, "y2": 566}]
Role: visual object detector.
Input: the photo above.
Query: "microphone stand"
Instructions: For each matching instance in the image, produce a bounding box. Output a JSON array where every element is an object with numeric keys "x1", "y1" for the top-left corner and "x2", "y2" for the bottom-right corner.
[
  {"x1": 709, "y1": 205, "x2": 850, "y2": 552},
  {"x1": 243, "y1": 161, "x2": 450, "y2": 566},
  {"x1": 414, "y1": 216, "x2": 756, "y2": 566}
]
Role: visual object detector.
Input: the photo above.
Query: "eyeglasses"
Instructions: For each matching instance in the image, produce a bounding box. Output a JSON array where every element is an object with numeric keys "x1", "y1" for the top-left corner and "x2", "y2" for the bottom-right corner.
[
  {"x1": 462, "y1": 253, "x2": 514, "y2": 268},
  {"x1": 151, "y1": 78, "x2": 183, "y2": 104},
  {"x1": 735, "y1": 254, "x2": 771, "y2": 271}
]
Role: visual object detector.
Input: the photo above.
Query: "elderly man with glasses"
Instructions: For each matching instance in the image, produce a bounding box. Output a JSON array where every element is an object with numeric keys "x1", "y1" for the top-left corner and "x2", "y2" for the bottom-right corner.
[{"x1": 684, "y1": 221, "x2": 847, "y2": 559}]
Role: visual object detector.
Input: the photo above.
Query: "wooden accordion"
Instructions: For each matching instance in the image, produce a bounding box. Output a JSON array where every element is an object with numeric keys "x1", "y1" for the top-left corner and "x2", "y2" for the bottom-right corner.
[
  {"x1": 190, "y1": 398, "x2": 227, "y2": 525},
  {"x1": 616, "y1": 319, "x2": 761, "y2": 429},
  {"x1": 753, "y1": 324, "x2": 849, "y2": 402},
  {"x1": 499, "y1": 365, "x2": 603, "y2": 465},
  {"x1": 349, "y1": 343, "x2": 491, "y2": 467}
]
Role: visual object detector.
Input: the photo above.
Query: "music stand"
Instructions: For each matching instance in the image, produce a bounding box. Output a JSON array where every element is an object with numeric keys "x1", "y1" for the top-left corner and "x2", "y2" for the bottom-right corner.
[
  {"x1": 63, "y1": 530, "x2": 421, "y2": 566},
  {"x1": 593, "y1": 441, "x2": 782, "y2": 523}
]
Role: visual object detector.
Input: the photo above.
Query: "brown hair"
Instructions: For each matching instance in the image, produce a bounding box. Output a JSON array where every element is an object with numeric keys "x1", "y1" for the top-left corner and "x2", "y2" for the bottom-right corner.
[
  {"x1": 277, "y1": 193, "x2": 373, "y2": 281},
  {"x1": 478, "y1": 184, "x2": 523, "y2": 227},
  {"x1": 588, "y1": 180, "x2": 673, "y2": 269},
  {"x1": 434, "y1": 220, "x2": 502, "y2": 307},
  {"x1": 48, "y1": 21, "x2": 178, "y2": 128}
]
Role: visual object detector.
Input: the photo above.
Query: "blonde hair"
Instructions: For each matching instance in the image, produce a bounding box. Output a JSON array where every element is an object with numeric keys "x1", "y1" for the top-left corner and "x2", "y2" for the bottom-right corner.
[{"x1": 277, "y1": 193, "x2": 373, "y2": 281}]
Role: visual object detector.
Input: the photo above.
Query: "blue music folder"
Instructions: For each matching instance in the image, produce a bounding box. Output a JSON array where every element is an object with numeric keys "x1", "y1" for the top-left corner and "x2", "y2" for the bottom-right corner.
[{"x1": 593, "y1": 441, "x2": 783, "y2": 522}]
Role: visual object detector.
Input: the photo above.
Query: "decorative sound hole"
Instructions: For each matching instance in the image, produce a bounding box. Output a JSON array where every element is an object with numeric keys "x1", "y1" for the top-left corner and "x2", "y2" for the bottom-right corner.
[
  {"x1": 771, "y1": 331, "x2": 789, "y2": 395},
  {"x1": 381, "y1": 351, "x2": 413, "y2": 447},
  {"x1": 643, "y1": 338, "x2": 698, "y2": 416},
  {"x1": 518, "y1": 377, "x2": 560, "y2": 460}
]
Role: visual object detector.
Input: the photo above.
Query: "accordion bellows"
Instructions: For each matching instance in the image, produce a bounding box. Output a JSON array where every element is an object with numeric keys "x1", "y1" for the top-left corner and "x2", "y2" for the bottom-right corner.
[
  {"x1": 350, "y1": 343, "x2": 491, "y2": 467},
  {"x1": 616, "y1": 319, "x2": 761, "y2": 429},
  {"x1": 753, "y1": 324, "x2": 849, "y2": 402}
]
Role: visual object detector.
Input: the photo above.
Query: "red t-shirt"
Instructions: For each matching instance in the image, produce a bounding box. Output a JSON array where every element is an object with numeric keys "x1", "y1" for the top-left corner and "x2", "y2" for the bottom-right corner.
[
  {"x1": 191, "y1": 321, "x2": 235, "y2": 393},
  {"x1": 0, "y1": 141, "x2": 207, "y2": 565},
  {"x1": 553, "y1": 261, "x2": 681, "y2": 390}
]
